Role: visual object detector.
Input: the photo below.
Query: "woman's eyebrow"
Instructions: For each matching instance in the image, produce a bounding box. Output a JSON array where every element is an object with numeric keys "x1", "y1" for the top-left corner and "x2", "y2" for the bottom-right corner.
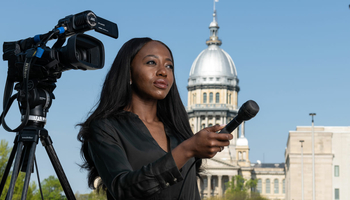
[{"x1": 143, "y1": 55, "x2": 173, "y2": 63}]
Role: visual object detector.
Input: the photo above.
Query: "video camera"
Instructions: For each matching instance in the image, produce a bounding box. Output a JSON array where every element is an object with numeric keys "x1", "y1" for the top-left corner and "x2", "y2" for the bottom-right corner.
[
  {"x1": 1, "y1": 10, "x2": 118, "y2": 132},
  {"x1": 3, "y1": 10, "x2": 118, "y2": 83}
]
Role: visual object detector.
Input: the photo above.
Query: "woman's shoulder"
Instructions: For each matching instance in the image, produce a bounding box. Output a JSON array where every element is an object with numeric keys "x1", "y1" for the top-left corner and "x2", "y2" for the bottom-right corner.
[{"x1": 90, "y1": 111, "x2": 140, "y2": 131}]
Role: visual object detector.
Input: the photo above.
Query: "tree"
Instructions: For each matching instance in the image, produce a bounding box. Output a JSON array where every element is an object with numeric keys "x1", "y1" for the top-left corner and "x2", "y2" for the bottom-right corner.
[
  {"x1": 75, "y1": 190, "x2": 107, "y2": 200},
  {"x1": 33, "y1": 176, "x2": 66, "y2": 200},
  {"x1": 0, "y1": 139, "x2": 37, "y2": 200},
  {"x1": 224, "y1": 175, "x2": 268, "y2": 200}
]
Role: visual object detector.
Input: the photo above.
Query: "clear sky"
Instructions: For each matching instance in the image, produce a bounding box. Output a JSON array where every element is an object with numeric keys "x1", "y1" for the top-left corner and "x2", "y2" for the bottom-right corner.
[{"x1": 1, "y1": 0, "x2": 349, "y2": 195}]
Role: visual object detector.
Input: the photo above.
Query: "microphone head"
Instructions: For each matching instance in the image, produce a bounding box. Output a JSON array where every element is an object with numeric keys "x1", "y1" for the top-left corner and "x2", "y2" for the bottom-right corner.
[{"x1": 238, "y1": 100, "x2": 260, "y2": 121}]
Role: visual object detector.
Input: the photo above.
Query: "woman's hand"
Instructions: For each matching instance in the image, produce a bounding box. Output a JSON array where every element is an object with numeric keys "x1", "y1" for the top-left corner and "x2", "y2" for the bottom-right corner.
[
  {"x1": 185, "y1": 124, "x2": 233, "y2": 158},
  {"x1": 172, "y1": 124, "x2": 233, "y2": 169}
]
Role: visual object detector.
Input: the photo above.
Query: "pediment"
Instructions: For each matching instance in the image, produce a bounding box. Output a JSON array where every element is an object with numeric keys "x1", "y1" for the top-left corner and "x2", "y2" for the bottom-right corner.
[{"x1": 201, "y1": 157, "x2": 238, "y2": 169}]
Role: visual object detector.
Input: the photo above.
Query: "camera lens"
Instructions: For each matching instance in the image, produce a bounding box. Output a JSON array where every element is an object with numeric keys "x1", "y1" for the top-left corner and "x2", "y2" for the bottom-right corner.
[{"x1": 75, "y1": 48, "x2": 88, "y2": 62}]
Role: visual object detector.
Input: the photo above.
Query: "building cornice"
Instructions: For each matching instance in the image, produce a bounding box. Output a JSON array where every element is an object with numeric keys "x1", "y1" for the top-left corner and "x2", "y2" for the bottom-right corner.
[{"x1": 187, "y1": 84, "x2": 240, "y2": 91}]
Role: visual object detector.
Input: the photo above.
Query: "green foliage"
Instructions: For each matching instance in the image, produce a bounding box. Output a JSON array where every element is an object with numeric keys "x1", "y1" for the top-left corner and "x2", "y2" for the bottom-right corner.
[
  {"x1": 75, "y1": 190, "x2": 107, "y2": 200},
  {"x1": 225, "y1": 175, "x2": 257, "y2": 193},
  {"x1": 0, "y1": 139, "x2": 107, "y2": 200},
  {"x1": 0, "y1": 140, "x2": 37, "y2": 200},
  {"x1": 223, "y1": 175, "x2": 267, "y2": 200},
  {"x1": 33, "y1": 175, "x2": 66, "y2": 200}
]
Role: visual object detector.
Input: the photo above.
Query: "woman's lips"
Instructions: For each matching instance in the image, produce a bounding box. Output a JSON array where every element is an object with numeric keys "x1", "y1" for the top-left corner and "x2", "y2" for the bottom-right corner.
[{"x1": 153, "y1": 79, "x2": 168, "y2": 89}]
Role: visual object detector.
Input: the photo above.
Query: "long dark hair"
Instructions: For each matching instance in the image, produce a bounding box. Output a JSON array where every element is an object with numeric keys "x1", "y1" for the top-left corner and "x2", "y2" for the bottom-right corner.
[{"x1": 77, "y1": 37, "x2": 201, "y2": 190}]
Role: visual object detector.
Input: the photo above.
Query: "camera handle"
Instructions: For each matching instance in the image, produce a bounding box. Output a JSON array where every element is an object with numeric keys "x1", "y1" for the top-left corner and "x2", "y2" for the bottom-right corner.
[{"x1": 0, "y1": 86, "x2": 76, "y2": 200}]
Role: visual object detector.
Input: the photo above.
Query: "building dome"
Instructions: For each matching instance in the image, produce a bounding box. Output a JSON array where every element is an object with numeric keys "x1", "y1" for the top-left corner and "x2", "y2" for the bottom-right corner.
[
  {"x1": 189, "y1": 45, "x2": 237, "y2": 79},
  {"x1": 188, "y1": 11, "x2": 239, "y2": 88},
  {"x1": 237, "y1": 136, "x2": 249, "y2": 146}
]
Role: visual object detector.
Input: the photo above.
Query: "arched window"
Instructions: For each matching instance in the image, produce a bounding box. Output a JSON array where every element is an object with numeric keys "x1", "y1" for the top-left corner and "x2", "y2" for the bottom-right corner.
[
  {"x1": 203, "y1": 93, "x2": 207, "y2": 103},
  {"x1": 209, "y1": 92, "x2": 213, "y2": 103},
  {"x1": 192, "y1": 93, "x2": 196, "y2": 104},
  {"x1": 266, "y1": 179, "x2": 270, "y2": 194},
  {"x1": 228, "y1": 94, "x2": 232, "y2": 104},
  {"x1": 257, "y1": 179, "x2": 262, "y2": 193},
  {"x1": 243, "y1": 151, "x2": 246, "y2": 161},
  {"x1": 274, "y1": 179, "x2": 279, "y2": 194},
  {"x1": 216, "y1": 92, "x2": 220, "y2": 103}
]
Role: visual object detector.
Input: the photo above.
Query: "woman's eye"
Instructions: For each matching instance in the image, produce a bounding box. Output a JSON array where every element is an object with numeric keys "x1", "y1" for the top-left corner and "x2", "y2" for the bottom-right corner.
[
  {"x1": 166, "y1": 65, "x2": 174, "y2": 69},
  {"x1": 146, "y1": 61, "x2": 156, "y2": 65}
]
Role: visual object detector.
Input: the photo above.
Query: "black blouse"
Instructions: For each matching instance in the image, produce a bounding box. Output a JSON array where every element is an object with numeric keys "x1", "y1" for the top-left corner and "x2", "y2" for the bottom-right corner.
[{"x1": 87, "y1": 111, "x2": 200, "y2": 200}]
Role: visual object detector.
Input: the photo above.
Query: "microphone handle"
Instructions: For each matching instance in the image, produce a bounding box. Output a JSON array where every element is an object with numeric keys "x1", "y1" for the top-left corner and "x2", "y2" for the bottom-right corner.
[{"x1": 219, "y1": 117, "x2": 242, "y2": 134}]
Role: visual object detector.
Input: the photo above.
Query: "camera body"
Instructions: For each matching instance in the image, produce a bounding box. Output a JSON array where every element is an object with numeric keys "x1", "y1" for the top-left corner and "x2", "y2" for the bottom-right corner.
[{"x1": 2, "y1": 10, "x2": 118, "y2": 83}]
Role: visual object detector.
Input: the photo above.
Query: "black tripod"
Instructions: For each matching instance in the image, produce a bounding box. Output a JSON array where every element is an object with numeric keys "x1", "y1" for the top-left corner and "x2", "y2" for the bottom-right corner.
[{"x1": 0, "y1": 82, "x2": 76, "y2": 200}]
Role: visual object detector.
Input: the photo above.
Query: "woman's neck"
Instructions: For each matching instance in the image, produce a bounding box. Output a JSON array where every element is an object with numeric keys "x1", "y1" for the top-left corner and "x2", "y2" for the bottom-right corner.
[{"x1": 126, "y1": 95, "x2": 159, "y2": 123}]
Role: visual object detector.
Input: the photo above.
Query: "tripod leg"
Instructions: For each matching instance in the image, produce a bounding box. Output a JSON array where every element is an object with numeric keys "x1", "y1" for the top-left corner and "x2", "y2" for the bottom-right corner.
[
  {"x1": 21, "y1": 142, "x2": 37, "y2": 200},
  {"x1": 5, "y1": 141, "x2": 24, "y2": 200},
  {"x1": 41, "y1": 133, "x2": 76, "y2": 200},
  {"x1": 0, "y1": 139, "x2": 18, "y2": 195}
]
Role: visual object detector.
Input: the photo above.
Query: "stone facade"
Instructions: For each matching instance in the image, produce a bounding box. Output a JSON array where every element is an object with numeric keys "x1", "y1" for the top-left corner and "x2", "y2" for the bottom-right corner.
[{"x1": 285, "y1": 126, "x2": 350, "y2": 200}]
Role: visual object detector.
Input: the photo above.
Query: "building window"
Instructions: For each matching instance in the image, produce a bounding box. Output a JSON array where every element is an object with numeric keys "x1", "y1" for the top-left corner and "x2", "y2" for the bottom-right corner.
[
  {"x1": 228, "y1": 94, "x2": 232, "y2": 104},
  {"x1": 203, "y1": 177, "x2": 208, "y2": 190},
  {"x1": 208, "y1": 124, "x2": 213, "y2": 127},
  {"x1": 274, "y1": 179, "x2": 279, "y2": 194},
  {"x1": 211, "y1": 176, "x2": 218, "y2": 195},
  {"x1": 203, "y1": 93, "x2": 207, "y2": 103},
  {"x1": 335, "y1": 188, "x2": 339, "y2": 200},
  {"x1": 257, "y1": 179, "x2": 262, "y2": 193},
  {"x1": 209, "y1": 92, "x2": 213, "y2": 103},
  {"x1": 335, "y1": 165, "x2": 339, "y2": 177},
  {"x1": 201, "y1": 124, "x2": 205, "y2": 129},
  {"x1": 223, "y1": 176, "x2": 229, "y2": 193},
  {"x1": 238, "y1": 151, "x2": 242, "y2": 160},
  {"x1": 192, "y1": 93, "x2": 196, "y2": 104},
  {"x1": 266, "y1": 179, "x2": 270, "y2": 194},
  {"x1": 216, "y1": 92, "x2": 220, "y2": 103},
  {"x1": 283, "y1": 179, "x2": 285, "y2": 194}
]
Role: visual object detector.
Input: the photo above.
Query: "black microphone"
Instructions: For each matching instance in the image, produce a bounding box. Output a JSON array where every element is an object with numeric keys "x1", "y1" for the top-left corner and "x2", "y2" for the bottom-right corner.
[{"x1": 219, "y1": 100, "x2": 259, "y2": 133}]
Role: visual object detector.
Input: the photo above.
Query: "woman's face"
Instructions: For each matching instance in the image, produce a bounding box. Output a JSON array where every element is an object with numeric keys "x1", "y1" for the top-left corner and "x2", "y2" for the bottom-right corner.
[{"x1": 130, "y1": 41, "x2": 174, "y2": 101}]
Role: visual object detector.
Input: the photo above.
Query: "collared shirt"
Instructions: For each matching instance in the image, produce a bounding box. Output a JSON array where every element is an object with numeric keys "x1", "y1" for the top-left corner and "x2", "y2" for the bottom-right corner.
[{"x1": 88, "y1": 111, "x2": 200, "y2": 200}]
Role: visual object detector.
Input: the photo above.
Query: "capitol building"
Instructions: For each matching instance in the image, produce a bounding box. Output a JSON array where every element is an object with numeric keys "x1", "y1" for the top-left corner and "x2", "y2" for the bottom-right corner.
[
  {"x1": 186, "y1": 7, "x2": 285, "y2": 200},
  {"x1": 187, "y1": 5, "x2": 350, "y2": 200}
]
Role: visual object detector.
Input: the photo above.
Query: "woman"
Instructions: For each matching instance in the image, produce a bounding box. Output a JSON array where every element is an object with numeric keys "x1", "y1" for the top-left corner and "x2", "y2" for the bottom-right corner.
[{"x1": 77, "y1": 37, "x2": 233, "y2": 200}]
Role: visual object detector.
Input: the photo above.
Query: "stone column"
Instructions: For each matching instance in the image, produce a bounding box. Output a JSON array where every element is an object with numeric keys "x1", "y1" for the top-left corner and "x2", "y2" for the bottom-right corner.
[
  {"x1": 218, "y1": 175, "x2": 223, "y2": 197},
  {"x1": 194, "y1": 116, "x2": 198, "y2": 133},
  {"x1": 197, "y1": 178, "x2": 201, "y2": 193},
  {"x1": 206, "y1": 116, "x2": 209, "y2": 127},
  {"x1": 197, "y1": 116, "x2": 200, "y2": 132},
  {"x1": 207, "y1": 175, "x2": 212, "y2": 198}
]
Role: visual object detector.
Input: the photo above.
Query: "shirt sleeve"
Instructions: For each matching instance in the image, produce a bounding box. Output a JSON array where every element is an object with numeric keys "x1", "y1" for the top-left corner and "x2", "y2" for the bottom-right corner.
[{"x1": 87, "y1": 119, "x2": 184, "y2": 200}]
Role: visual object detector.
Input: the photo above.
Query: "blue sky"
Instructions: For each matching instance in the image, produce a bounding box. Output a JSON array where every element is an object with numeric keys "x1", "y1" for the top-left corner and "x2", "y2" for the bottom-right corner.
[{"x1": 1, "y1": 0, "x2": 349, "y2": 195}]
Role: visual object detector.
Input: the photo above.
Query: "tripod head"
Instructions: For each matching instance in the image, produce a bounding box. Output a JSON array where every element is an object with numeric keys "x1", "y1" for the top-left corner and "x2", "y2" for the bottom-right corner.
[{"x1": 15, "y1": 80, "x2": 55, "y2": 128}]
